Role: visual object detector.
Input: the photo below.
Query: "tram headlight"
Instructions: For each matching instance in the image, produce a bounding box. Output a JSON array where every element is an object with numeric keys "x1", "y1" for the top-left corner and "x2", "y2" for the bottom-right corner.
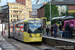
[
  {"x1": 29, "y1": 34, "x2": 32, "y2": 38},
  {"x1": 39, "y1": 34, "x2": 42, "y2": 37}
]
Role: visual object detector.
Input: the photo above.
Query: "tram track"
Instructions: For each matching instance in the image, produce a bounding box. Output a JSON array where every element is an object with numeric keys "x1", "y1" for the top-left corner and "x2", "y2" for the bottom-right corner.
[
  {"x1": 3, "y1": 36, "x2": 62, "y2": 50},
  {"x1": 3, "y1": 36, "x2": 40, "y2": 50},
  {"x1": 29, "y1": 43, "x2": 62, "y2": 50}
]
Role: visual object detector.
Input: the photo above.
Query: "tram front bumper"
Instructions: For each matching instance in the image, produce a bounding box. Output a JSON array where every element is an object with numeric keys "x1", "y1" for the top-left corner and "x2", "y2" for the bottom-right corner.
[{"x1": 29, "y1": 38, "x2": 42, "y2": 42}]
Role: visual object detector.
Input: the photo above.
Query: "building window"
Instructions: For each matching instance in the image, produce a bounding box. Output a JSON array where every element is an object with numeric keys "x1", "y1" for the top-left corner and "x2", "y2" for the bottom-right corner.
[
  {"x1": 26, "y1": 8, "x2": 29, "y2": 9},
  {"x1": 13, "y1": 6, "x2": 15, "y2": 8},
  {"x1": 10, "y1": 10, "x2": 12, "y2": 13},
  {"x1": 11, "y1": 19, "x2": 12, "y2": 22},
  {"x1": 13, "y1": 6, "x2": 18, "y2": 9},
  {"x1": 13, "y1": 11, "x2": 18, "y2": 13},
  {"x1": 11, "y1": 15, "x2": 12, "y2": 17},
  {"x1": 13, "y1": 15, "x2": 17, "y2": 17},
  {"x1": 20, "y1": 2, "x2": 22, "y2": 4},
  {"x1": 19, "y1": 11, "x2": 22, "y2": 13},
  {"x1": 11, "y1": 10, "x2": 12, "y2": 13},
  {"x1": 12, "y1": 19, "x2": 16, "y2": 22},
  {"x1": 10, "y1": 6, "x2": 12, "y2": 8}
]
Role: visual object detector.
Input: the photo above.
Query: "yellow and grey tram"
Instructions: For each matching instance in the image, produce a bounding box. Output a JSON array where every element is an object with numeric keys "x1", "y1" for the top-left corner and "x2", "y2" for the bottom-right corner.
[{"x1": 10, "y1": 18, "x2": 42, "y2": 42}]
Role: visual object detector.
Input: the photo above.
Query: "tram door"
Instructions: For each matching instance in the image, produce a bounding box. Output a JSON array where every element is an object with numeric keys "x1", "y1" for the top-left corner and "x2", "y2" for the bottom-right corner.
[{"x1": 24, "y1": 23, "x2": 28, "y2": 40}]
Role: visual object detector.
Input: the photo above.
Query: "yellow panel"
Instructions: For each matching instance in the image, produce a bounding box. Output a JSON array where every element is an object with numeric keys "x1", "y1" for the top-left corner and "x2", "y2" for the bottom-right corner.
[
  {"x1": 24, "y1": 18, "x2": 42, "y2": 22},
  {"x1": 46, "y1": 22, "x2": 50, "y2": 25},
  {"x1": 29, "y1": 33, "x2": 42, "y2": 42},
  {"x1": 56, "y1": 24, "x2": 60, "y2": 26},
  {"x1": 41, "y1": 17, "x2": 47, "y2": 19},
  {"x1": 23, "y1": 32, "x2": 42, "y2": 42},
  {"x1": 68, "y1": 10, "x2": 75, "y2": 12},
  {"x1": 23, "y1": 32, "x2": 29, "y2": 42}
]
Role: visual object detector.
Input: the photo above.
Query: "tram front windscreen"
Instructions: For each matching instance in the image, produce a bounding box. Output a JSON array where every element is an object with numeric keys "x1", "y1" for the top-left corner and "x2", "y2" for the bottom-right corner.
[{"x1": 28, "y1": 20, "x2": 42, "y2": 33}]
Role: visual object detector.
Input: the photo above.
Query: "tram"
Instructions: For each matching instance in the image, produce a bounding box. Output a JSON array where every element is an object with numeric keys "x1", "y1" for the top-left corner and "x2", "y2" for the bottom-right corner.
[{"x1": 10, "y1": 18, "x2": 42, "y2": 42}]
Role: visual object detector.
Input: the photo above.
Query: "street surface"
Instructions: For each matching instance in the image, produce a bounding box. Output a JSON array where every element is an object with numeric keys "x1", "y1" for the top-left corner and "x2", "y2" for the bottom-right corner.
[
  {"x1": 4, "y1": 35, "x2": 62, "y2": 50},
  {"x1": 0, "y1": 30, "x2": 62, "y2": 50},
  {"x1": 3, "y1": 30, "x2": 62, "y2": 50},
  {"x1": 0, "y1": 35, "x2": 18, "y2": 50}
]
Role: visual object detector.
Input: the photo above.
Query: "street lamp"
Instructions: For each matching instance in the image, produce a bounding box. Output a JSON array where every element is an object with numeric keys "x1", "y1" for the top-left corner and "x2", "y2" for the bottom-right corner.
[
  {"x1": 8, "y1": 6, "x2": 10, "y2": 38},
  {"x1": 50, "y1": 0, "x2": 51, "y2": 28},
  {"x1": 2, "y1": 10, "x2": 3, "y2": 35}
]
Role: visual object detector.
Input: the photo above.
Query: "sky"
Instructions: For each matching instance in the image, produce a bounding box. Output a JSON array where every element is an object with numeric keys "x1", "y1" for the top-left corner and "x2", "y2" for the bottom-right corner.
[
  {"x1": 0, "y1": 0, "x2": 15, "y2": 6},
  {"x1": 0, "y1": 0, "x2": 36, "y2": 6},
  {"x1": 32, "y1": 0, "x2": 36, "y2": 4}
]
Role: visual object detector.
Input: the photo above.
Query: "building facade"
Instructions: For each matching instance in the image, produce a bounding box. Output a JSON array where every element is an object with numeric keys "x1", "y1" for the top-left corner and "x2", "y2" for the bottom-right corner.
[
  {"x1": 32, "y1": 4, "x2": 43, "y2": 18},
  {"x1": 0, "y1": 5, "x2": 8, "y2": 23},
  {"x1": 32, "y1": 0, "x2": 50, "y2": 18},
  {"x1": 16, "y1": 0, "x2": 32, "y2": 11},
  {"x1": 0, "y1": 2, "x2": 32, "y2": 23},
  {"x1": 16, "y1": 0, "x2": 26, "y2": 5},
  {"x1": 16, "y1": 0, "x2": 32, "y2": 17},
  {"x1": 51, "y1": 0, "x2": 75, "y2": 13}
]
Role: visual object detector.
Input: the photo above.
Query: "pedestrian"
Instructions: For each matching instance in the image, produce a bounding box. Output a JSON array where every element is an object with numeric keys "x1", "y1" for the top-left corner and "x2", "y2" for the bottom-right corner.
[
  {"x1": 51, "y1": 25, "x2": 53, "y2": 36},
  {"x1": 59, "y1": 24, "x2": 62, "y2": 31},
  {"x1": 59, "y1": 24, "x2": 63, "y2": 36},
  {"x1": 74, "y1": 27, "x2": 75, "y2": 33},
  {"x1": 61, "y1": 26, "x2": 65, "y2": 38},
  {"x1": 53, "y1": 22, "x2": 57, "y2": 38},
  {"x1": 46, "y1": 26, "x2": 49, "y2": 36},
  {"x1": 64, "y1": 22, "x2": 70, "y2": 38},
  {"x1": 69, "y1": 27, "x2": 72, "y2": 38}
]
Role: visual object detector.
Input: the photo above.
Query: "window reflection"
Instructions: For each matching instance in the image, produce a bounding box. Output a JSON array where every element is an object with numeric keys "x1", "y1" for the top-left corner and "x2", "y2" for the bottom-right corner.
[{"x1": 28, "y1": 20, "x2": 42, "y2": 33}]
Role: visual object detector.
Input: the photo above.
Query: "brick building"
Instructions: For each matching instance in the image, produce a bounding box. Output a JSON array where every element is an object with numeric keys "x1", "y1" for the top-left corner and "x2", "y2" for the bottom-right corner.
[
  {"x1": 37, "y1": 6, "x2": 45, "y2": 18},
  {"x1": 16, "y1": 0, "x2": 26, "y2": 5},
  {"x1": 51, "y1": 0, "x2": 75, "y2": 13},
  {"x1": 38, "y1": 0, "x2": 75, "y2": 18},
  {"x1": 68, "y1": 5, "x2": 75, "y2": 12}
]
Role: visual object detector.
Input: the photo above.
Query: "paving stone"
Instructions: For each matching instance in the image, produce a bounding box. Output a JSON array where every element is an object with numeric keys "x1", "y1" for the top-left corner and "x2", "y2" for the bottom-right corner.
[
  {"x1": 3, "y1": 48, "x2": 18, "y2": 50},
  {"x1": 0, "y1": 35, "x2": 18, "y2": 50}
]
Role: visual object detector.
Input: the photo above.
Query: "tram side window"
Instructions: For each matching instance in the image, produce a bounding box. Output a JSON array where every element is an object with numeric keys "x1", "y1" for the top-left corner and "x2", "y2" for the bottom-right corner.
[
  {"x1": 16, "y1": 24, "x2": 18, "y2": 28},
  {"x1": 24, "y1": 23, "x2": 27, "y2": 31}
]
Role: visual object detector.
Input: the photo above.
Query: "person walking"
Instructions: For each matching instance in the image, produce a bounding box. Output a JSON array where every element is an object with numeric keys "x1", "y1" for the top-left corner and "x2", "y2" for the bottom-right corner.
[
  {"x1": 64, "y1": 22, "x2": 70, "y2": 38},
  {"x1": 53, "y1": 22, "x2": 57, "y2": 38},
  {"x1": 46, "y1": 26, "x2": 49, "y2": 36}
]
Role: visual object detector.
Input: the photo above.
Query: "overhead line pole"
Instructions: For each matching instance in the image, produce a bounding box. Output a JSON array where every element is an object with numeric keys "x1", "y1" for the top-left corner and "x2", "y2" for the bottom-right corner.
[
  {"x1": 50, "y1": 0, "x2": 51, "y2": 28},
  {"x1": 2, "y1": 10, "x2": 3, "y2": 35},
  {"x1": 8, "y1": 6, "x2": 10, "y2": 38}
]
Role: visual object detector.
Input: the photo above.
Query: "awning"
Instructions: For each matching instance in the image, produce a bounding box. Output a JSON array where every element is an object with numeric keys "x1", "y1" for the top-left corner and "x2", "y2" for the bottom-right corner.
[{"x1": 51, "y1": 16, "x2": 65, "y2": 20}]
